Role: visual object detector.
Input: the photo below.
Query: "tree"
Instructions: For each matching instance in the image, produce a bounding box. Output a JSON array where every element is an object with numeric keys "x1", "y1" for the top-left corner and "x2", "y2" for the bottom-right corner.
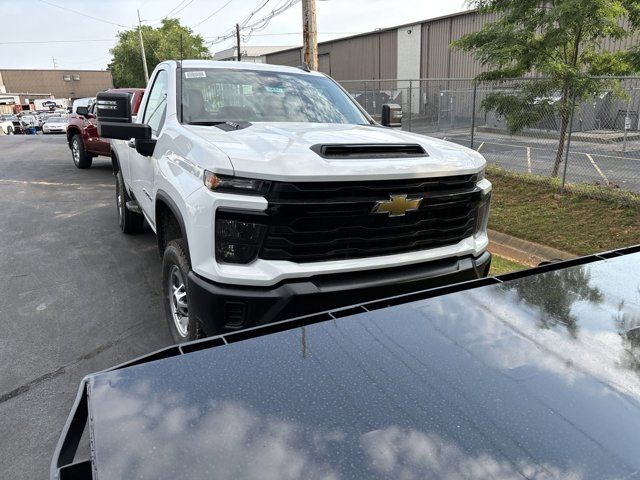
[
  {"x1": 108, "y1": 19, "x2": 210, "y2": 88},
  {"x1": 453, "y1": 0, "x2": 640, "y2": 177},
  {"x1": 503, "y1": 265, "x2": 603, "y2": 338}
]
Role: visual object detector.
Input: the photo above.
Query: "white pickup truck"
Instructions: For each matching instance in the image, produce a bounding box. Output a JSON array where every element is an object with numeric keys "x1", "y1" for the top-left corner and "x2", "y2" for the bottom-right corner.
[{"x1": 97, "y1": 60, "x2": 492, "y2": 343}]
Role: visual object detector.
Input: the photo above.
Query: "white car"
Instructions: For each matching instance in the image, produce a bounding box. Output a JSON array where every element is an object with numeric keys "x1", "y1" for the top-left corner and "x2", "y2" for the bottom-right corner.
[
  {"x1": 97, "y1": 60, "x2": 492, "y2": 343},
  {"x1": 42, "y1": 116, "x2": 68, "y2": 134},
  {"x1": 0, "y1": 116, "x2": 16, "y2": 134}
]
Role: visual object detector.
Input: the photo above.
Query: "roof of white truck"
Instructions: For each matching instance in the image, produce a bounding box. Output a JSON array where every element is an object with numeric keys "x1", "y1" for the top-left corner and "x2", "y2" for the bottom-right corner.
[{"x1": 163, "y1": 59, "x2": 323, "y2": 75}]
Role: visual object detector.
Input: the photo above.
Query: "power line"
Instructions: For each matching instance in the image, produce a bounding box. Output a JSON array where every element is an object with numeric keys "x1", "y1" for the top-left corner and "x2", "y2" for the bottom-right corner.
[
  {"x1": 205, "y1": 0, "x2": 300, "y2": 46},
  {"x1": 36, "y1": 0, "x2": 131, "y2": 28},
  {"x1": 146, "y1": 0, "x2": 197, "y2": 24},
  {"x1": 204, "y1": 31, "x2": 361, "y2": 37},
  {"x1": 0, "y1": 39, "x2": 114, "y2": 45},
  {"x1": 162, "y1": 0, "x2": 190, "y2": 17},
  {"x1": 191, "y1": 0, "x2": 236, "y2": 28}
]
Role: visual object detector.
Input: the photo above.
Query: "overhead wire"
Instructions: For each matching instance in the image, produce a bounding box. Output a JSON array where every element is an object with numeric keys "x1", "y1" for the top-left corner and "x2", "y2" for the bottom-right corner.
[
  {"x1": 0, "y1": 39, "x2": 114, "y2": 45},
  {"x1": 191, "y1": 0, "x2": 236, "y2": 28},
  {"x1": 205, "y1": 0, "x2": 300, "y2": 46},
  {"x1": 35, "y1": 0, "x2": 131, "y2": 28}
]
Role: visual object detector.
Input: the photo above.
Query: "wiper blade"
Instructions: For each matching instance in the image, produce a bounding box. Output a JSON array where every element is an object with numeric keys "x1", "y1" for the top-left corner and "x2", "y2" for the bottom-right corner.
[{"x1": 186, "y1": 121, "x2": 227, "y2": 126}]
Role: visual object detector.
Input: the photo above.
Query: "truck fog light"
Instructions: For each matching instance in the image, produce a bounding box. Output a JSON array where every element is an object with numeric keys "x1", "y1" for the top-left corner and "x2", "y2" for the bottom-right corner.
[
  {"x1": 474, "y1": 194, "x2": 491, "y2": 235},
  {"x1": 215, "y1": 218, "x2": 266, "y2": 264}
]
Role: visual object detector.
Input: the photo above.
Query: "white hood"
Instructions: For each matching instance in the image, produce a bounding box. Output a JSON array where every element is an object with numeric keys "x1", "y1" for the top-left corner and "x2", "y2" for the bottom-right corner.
[{"x1": 184, "y1": 122, "x2": 485, "y2": 182}]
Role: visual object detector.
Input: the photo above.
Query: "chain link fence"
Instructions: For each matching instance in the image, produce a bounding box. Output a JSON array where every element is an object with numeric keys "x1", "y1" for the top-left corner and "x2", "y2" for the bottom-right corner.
[{"x1": 340, "y1": 77, "x2": 640, "y2": 194}]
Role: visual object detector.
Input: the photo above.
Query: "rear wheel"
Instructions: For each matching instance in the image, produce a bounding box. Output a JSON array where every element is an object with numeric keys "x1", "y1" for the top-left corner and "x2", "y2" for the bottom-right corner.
[
  {"x1": 115, "y1": 171, "x2": 144, "y2": 234},
  {"x1": 162, "y1": 239, "x2": 202, "y2": 343},
  {"x1": 71, "y1": 134, "x2": 92, "y2": 169},
  {"x1": 6, "y1": 126, "x2": 13, "y2": 135}
]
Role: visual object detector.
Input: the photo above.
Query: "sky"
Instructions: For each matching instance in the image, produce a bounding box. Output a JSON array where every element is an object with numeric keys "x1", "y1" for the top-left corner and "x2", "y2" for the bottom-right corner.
[{"x1": 0, "y1": 0, "x2": 467, "y2": 70}]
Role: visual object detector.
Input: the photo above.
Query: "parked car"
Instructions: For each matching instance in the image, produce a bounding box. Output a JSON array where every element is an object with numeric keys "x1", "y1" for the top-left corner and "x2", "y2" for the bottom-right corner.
[
  {"x1": 51, "y1": 246, "x2": 640, "y2": 480},
  {"x1": 97, "y1": 60, "x2": 491, "y2": 343},
  {"x1": 42, "y1": 116, "x2": 68, "y2": 134},
  {"x1": 66, "y1": 88, "x2": 144, "y2": 168},
  {"x1": 0, "y1": 115, "x2": 16, "y2": 134}
]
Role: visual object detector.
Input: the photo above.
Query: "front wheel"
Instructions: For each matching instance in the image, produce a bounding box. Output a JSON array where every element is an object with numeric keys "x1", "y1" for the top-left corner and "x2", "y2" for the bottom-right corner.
[
  {"x1": 115, "y1": 171, "x2": 144, "y2": 234},
  {"x1": 162, "y1": 240, "x2": 202, "y2": 343},
  {"x1": 6, "y1": 126, "x2": 13, "y2": 135},
  {"x1": 71, "y1": 134, "x2": 92, "y2": 169}
]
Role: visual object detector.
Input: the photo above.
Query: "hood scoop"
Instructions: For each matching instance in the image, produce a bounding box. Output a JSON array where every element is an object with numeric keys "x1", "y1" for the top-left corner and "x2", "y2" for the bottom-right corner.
[{"x1": 311, "y1": 143, "x2": 428, "y2": 159}]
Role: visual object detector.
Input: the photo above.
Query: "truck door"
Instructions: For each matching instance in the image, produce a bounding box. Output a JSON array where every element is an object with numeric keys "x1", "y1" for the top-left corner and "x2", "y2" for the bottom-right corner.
[
  {"x1": 86, "y1": 102, "x2": 111, "y2": 156},
  {"x1": 129, "y1": 69, "x2": 168, "y2": 222}
]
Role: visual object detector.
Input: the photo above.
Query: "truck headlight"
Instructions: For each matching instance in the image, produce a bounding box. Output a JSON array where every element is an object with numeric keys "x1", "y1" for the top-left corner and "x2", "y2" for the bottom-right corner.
[
  {"x1": 474, "y1": 193, "x2": 491, "y2": 235},
  {"x1": 204, "y1": 170, "x2": 270, "y2": 195},
  {"x1": 215, "y1": 217, "x2": 266, "y2": 264}
]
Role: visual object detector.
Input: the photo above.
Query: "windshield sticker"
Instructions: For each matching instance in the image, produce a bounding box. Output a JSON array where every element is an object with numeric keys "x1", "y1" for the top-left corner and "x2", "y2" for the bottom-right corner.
[
  {"x1": 265, "y1": 86, "x2": 284, "y2": 94},
  {"x1": 242, "y1": 85, "x2": 253, "y2": 95},
  {"x1": 185, "y1": 71, "x2": 206, "y2": 79}
]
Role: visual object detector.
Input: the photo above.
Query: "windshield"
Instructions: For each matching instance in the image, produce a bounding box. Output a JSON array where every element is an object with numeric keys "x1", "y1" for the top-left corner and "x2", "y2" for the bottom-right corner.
[
  {"x1": 47, "y1": 117, "x2": 66, "y2": 123},
  {"x1": 181, "y1": 68, "x2": 369, "y2": 125}
]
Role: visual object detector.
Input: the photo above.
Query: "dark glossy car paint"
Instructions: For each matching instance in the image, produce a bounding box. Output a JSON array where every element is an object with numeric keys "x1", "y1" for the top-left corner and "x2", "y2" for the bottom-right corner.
[
  {"x1": 52, "y1": 246, "x2": 640, "y2": 479},
  {"x1": 66, "y1": 88, "x2": 144, "y2": 158}
]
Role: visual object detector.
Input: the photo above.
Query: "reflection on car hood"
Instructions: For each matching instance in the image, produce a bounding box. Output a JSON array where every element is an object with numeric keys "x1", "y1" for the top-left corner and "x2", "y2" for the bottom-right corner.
[
  {"x1": 183, "y1": 122, "x2": 484, "y2": 181},
  {"x1": 86, "y1": 251, "x2": 640, "y2": 480}
]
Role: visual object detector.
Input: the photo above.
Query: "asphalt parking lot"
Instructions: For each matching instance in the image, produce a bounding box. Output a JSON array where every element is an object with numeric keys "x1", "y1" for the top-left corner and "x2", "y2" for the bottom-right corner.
[
  {"x1": 0, "y1": 135, "x2": 173, "y2": 479},
  {"x1": 423, "y1": 129, "x2": 640, "y2": 192}
]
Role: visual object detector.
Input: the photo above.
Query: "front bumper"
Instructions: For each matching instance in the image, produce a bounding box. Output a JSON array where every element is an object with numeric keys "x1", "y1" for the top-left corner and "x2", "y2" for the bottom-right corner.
[{"x1": 189, "y1": 251, "x2": 491, "y2": 336}]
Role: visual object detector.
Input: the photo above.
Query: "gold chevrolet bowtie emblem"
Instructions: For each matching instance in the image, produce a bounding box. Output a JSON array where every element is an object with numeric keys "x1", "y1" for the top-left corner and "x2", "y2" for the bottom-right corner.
[{"x1": 372, "y1": 194, "x2": 423, "y2": 217}]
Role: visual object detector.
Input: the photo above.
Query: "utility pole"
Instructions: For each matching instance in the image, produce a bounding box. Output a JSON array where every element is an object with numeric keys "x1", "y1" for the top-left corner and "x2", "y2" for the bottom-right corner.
[
  {"x1": 301, "y1": 0, "x2": 318, "y2": 70},
  {"x1": 137, "y1": 9, "x2": 150, "y2": 84},
  {"x1": 236, "y1": 23, "x2": 242, "y2": 62},
  {"x1": 51, "y1": 57, "x2": 58, "y2": 69}
]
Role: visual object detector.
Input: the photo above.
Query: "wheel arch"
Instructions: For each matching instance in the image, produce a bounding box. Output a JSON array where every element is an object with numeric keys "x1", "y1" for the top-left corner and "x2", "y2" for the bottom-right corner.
[
  {"x1": 110, "y1": 148, "x2": 120, "y2": 176},
  {"x1": 155, "y1": 191, "x2": 191, "y2": 263},
  {"x1": 66, "y1": 126, "x2": 81, "y2": 145}
]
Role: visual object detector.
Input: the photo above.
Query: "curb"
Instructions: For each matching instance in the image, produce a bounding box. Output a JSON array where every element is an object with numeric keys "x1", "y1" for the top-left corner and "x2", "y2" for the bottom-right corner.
[{"x1": 488, "y1": 229, "x2": 577, "y2": 266}]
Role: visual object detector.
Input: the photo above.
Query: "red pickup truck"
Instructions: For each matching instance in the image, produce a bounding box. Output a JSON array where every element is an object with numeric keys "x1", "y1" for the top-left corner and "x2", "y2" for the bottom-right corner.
[{"x1": 67, "y1": 88, "x2": 144, "y2": 169}]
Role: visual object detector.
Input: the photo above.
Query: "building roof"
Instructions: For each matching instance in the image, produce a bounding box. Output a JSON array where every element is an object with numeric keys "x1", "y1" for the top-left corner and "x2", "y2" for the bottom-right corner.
[{"x1": 212, "y1": 45, "x2": 296, "y2": 60}]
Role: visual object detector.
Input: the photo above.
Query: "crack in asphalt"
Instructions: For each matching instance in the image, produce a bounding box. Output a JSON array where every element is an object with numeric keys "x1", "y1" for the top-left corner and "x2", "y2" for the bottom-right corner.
[{"x1": 0, "y1": 322, "x2": 150, "y2": 405}]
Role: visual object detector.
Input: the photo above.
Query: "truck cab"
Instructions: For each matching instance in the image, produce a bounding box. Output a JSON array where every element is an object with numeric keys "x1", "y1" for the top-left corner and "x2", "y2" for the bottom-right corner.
[
  {"x1": 98, "y1": 60, "x2": 492, "y2": 342},
  {"x1": 67, "y1": 88, "x2": 144, "y2": 168}
]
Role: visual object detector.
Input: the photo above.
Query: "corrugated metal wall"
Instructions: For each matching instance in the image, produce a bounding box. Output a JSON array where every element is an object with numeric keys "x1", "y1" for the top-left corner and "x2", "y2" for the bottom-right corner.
[
  {"x1": 319, "y1": 30, "x2": 397, "y2": 81},
  {"x1": 266, "y1": 10, "x2": 640, "y2": 81},
  {"x1": 420, "y1": 11, "x2": 498, "y2": 79},
  {"x1": 265, "y1": 48, "x2": 302, "y2": 67},
  {"x1": 266, "y1": 31, "x2": 397, "y2": 82}
]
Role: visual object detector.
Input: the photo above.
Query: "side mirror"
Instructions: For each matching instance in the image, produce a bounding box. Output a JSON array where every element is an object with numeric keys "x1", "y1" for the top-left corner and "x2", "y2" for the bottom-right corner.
[
  {"x1": 381, "y1": 103, "x2": 402, "y2": 128},
  {"x1": 134, "y1": 139, "x2": 156, "y2": 157},
  {"x1": 96, "y1": 91, "x2": 150, "y2": 140},
  {"x1": 76, "y1": 106, "x2": 89, "y2": 117}
]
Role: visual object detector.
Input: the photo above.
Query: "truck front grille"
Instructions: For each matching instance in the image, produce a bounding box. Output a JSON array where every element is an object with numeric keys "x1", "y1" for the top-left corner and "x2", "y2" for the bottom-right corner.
[{"x1": 257, "y1": 175, "x2": 482, "y2": 263}]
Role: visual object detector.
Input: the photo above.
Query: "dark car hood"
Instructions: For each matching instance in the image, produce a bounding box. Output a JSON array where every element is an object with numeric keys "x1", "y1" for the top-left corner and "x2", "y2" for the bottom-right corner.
[{"x1": 82, "y1": 251, "x2": 640, "y2": 479}]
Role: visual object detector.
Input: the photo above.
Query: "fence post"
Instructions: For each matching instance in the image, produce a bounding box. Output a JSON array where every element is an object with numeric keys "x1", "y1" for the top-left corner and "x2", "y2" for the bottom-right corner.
[
  {"x1": 408, "y1": 80, "x2": 413, "y2": 132},
  {"x1": 560, "y1": 88, "x2": 578, "y2": 194},
  {"x1": 364, "y1": 81, "x2": 368, "y2": 114},
  {"x1": 470, "y1": 79, "x2": 477, "y2": 150}
]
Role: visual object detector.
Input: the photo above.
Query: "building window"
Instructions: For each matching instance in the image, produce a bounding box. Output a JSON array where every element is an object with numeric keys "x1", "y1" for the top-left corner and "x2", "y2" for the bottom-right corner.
[
  {"x1": 72, "y1": 74, "x2": 80, "y2": 81},
  {"x1": 63, "y1": 74, "x2": 71, "y2": 81}
]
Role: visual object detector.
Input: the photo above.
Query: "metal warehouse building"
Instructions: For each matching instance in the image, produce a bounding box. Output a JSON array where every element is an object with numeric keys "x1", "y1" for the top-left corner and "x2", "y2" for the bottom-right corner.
[{"x1": 265, "y1": 10, "x2": 640, "y2": 81}]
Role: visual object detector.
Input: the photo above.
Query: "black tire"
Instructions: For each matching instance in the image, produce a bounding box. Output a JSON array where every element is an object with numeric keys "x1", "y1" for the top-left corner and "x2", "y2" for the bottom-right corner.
[
  {"x1": 115, "y1": 171, "x2": 144, "y2": 234},
  {"x1": 6, "y1": 126, "x2": 13, "y2": 135},
  {"x1": 71, "y1": 134, "x2": 92, "y2": 169},
  {"x1": 162, "y1": 239, "x2": 202, "y2": 343}
]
